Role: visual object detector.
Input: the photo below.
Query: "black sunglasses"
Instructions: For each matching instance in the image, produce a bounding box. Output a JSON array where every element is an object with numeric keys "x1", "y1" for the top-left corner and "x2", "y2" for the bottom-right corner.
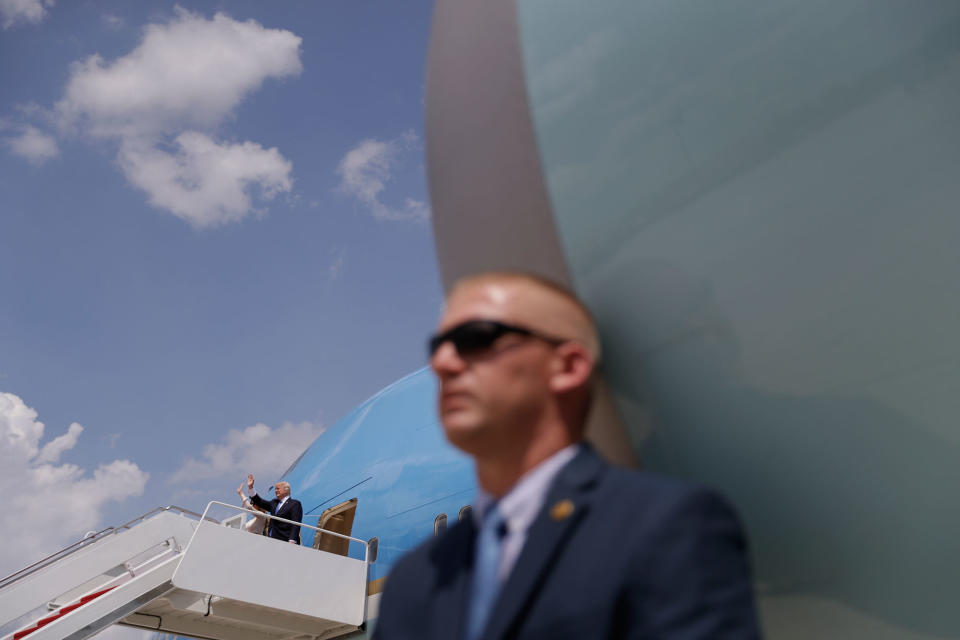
[{"x1": 428, "y1": 320, "x2": 568, "y2": 359}]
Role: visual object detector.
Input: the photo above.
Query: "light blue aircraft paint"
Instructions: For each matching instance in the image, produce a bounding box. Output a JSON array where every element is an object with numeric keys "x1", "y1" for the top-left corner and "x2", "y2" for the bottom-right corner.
[
  {"x1": 149, "y1": 369, "x2": 471, "y2": 640},
  {"x1": 280, "y1": 368, "x2": 474, "y2": 584}
]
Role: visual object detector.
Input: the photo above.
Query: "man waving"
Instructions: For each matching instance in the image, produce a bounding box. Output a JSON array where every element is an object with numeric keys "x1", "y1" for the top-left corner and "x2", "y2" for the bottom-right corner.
[{"x1": 246, "y1": 474, "x2": 303, "y2": 545}]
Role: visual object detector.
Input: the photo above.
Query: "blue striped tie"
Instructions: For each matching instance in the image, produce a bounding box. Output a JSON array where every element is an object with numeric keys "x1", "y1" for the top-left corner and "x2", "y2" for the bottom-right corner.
[{"x1": 466, "y1": 504, "x2": 507, "y2": 640}]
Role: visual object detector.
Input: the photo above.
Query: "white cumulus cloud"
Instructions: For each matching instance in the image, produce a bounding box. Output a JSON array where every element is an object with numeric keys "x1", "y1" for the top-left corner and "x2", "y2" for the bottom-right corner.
[
  {"x1": 58, "y1": 8, "x2": 302, "y2": 139},
  {"x1": 34, "y1": 421, "x2": 83, "y2": 463},
  {"x1": 7, "y1": 125, "x2": 59, "y2": 165},
  {"x1": 0, "y1": 0, "x2": 53, "y2": 29},
  {"x1": 337, "y1": 130, "x2": 430, "y2": 221},
  {"x1": 0, "y1": 392, "x2": 149, "y2": 576},
  {"x1": 51, "y1": 7, "x2": 302, "y2": 228},
  {"x1": 169, "y1": 421, "x2": 324, "y2": 489},
  {"x1": 118, "y1": 133, "x2": 292, "y2": 228}
]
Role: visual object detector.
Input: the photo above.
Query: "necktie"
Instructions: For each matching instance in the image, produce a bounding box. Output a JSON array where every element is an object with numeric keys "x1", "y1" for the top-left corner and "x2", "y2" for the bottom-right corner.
[
  {"x1": 466, "y1": 504, "x2": 507, "y2": 640},
  {"x1": 270, "y1": 501, "x2": 279, "y2": 536}
]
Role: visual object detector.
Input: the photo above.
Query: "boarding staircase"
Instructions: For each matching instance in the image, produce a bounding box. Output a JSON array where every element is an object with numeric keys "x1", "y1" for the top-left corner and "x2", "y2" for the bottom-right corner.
[{"x1": 0, "y1": 503, "x2": 371, "y2": 640}]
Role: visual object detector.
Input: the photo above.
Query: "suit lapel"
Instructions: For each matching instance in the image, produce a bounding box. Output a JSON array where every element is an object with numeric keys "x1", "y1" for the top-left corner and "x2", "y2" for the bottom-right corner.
[
  {"x1": 482, "y1": 447, "x2": 605, "y2": 640},
  {"x1": 431, "y1": 519, "x2": 477, "y2": 640}
]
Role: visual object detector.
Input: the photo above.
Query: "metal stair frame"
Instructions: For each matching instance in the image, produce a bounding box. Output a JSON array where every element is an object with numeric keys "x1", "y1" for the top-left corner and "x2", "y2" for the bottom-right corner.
[
  {"x1": 16, "y1": 554, "x2": 180, "y2": 640},
  {"x1": 0, "y1": 508, "x2": 200, "y2": 630},
  {"x1": 1, "y1": 502, "x2": 371, "y2": 640}
]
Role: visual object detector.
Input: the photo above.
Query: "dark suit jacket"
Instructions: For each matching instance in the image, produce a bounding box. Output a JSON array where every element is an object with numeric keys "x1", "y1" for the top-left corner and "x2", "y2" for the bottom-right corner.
[
  {"x1": 373, "y1": 446, "x2": 761, "y2": 639},
  {"x1": 249, "y1": 492, "x2": 303, "y2": 544}
]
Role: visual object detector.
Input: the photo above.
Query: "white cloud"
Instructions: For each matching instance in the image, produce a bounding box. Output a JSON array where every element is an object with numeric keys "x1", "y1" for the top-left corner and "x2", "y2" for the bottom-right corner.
[
  {"x1": 50, "y1": 7, "x2": 302, "y2": 227},
  {"x1": 58, "y1": 8, "x2": 302, "y2": 139},
  {"x1": 7, "y1": 125, "x2": 59, "y2": 165},
  {"x1": 35, "y1": 421, "x2": 82, "y2": 463},
  {"x1": 0, "y1": 392, "x2": 149, "y2": 576},
  {"x1": 169, "y1": 421, "x2": 324, "y2": 488},
  {"x1": 337, "y1": 130, "x2": 430, "y2": 221},
  {"x1": 118, "y1": 133, "x2": 292, "y2": 228},
  {"x1": 0, "y1": 0, "x2": 53, "y2": 29}
]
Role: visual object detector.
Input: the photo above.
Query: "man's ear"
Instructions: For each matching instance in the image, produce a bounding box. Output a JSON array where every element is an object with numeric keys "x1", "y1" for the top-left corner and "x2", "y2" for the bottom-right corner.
[{"x1": 549, "y1": 342, "x2": 594, "y2": 394}]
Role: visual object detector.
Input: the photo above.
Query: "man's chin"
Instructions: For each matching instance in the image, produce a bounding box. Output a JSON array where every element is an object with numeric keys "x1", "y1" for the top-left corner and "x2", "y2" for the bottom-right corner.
[{"x1": 441, "y1": 414, "x2": 485, "y2": 450}]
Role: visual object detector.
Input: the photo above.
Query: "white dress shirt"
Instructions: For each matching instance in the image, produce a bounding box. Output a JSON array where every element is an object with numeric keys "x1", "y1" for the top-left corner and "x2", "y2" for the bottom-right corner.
[{"x1": 473, "y1": 444, "x2": 581, "y2": 583}]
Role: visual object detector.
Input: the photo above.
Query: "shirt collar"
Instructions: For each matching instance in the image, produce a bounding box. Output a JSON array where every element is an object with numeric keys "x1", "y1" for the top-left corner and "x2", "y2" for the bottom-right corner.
[{"x1": 473, "y1": 443, "x2": 581, "y2": 533}]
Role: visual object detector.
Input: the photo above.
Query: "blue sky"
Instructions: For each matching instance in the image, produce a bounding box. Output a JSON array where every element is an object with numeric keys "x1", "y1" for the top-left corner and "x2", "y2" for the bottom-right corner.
[{"x1": 0, "y1": 0, "x2": 441, "y2": 575}]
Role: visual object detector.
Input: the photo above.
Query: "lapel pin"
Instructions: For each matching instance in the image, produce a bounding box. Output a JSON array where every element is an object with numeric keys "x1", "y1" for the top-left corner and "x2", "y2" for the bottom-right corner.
[{"x1": 550, "y1": 499, "x2": 575, "y2": 521}]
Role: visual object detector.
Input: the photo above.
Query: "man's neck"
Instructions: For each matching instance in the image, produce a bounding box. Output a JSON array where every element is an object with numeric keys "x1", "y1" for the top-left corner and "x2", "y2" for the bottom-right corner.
[{"x1": 475, "y1": 434, "x2": 580, "y2": 497}]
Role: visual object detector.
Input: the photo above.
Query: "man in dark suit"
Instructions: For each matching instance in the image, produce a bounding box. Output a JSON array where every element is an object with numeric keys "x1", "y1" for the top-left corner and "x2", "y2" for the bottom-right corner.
[
  {"x1": 246, "y1": 474, "x2": 303, "y2": 544},
  {"x1": 374, "y1": 272, "x2": 761, "y2": 639}
]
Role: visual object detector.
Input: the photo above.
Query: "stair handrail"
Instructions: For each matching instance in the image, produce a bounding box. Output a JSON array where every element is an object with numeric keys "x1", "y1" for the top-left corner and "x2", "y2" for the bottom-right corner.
[
  {"x1": 6, "y1": 545, "x2": 181, "y2": 640},
  {"x1": 0, "y1": 505, "x2": 212, "y2": 591},
  {"x1": 199, "y1": 501, "x2": 371, "y2": 563}
]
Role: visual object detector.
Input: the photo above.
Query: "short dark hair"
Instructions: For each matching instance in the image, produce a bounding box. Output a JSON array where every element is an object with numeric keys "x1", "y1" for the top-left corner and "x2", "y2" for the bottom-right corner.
[{"x1": 448, "y1": 270, "x2": 601, "y2": 360}]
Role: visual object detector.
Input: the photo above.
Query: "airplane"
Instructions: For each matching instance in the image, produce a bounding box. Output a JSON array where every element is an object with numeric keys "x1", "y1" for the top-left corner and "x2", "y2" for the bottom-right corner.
[
  {"x1": 272, "y1": 367, "x2": 475, "y2": 627},
  {"x1": 2, "y1": 0, "x2": 958, "y2": 638}
]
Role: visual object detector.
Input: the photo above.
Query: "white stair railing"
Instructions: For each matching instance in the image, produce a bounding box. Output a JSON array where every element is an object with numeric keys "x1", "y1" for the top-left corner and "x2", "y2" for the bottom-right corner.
[
  {"x1": 170, "y1": 502, "x2": 370, "y2": 624},
  {"x1": 0, "y1": 506, "x2": 207, "y2": 593},
  {"x1": 1, "y1": 502, "x2": 373, "y2": 640},
  {"x1": 194, "y1": 501, "x2": 370, "y2": 562},
  {"x1": 0, "y1": 508, "x2": 202, "y2": 635}
]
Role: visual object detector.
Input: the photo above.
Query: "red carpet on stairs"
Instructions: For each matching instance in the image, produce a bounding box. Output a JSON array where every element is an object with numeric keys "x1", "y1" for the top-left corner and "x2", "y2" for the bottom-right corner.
[{"x1": 13, "y1": 587, "x2": 116, "y2": 639}]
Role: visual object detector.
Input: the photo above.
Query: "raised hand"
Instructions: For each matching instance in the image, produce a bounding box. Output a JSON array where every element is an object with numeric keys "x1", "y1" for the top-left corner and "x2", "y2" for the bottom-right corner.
[{"x1": 247, "y1": 473, "x2": 255, "y2": 490}]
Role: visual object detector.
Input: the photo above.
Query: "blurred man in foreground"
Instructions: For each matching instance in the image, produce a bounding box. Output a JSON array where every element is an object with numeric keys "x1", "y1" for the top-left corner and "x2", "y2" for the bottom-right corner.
[
  {"x1": 246, "y1": 475, "x2": 303, "y2": 544},
  {"x1": 374, "y1": 272, "x2": 761, "y2": 639}
]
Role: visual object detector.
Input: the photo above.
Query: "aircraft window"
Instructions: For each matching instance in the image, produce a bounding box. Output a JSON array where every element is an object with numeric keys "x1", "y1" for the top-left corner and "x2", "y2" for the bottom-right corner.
[
  {"x1": 313, "y1": 497, "x2": 358, "y2": 557},
  {"x1": 458, "y1": 505, "x2": 473, "y2": 522},
  {"x1": 367, "y1": 537, "x2": 379, "y2": 564},
  {"x1": 434, "y1": 513, "x2": 448, "y2": 535}
]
